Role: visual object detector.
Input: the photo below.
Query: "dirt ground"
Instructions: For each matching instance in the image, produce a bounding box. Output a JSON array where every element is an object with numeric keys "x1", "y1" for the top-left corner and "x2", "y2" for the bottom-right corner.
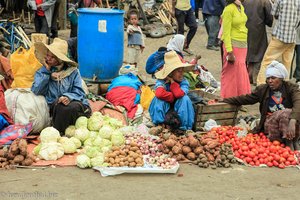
[{"x1": 2, "y1": 25, "x2": 299, "y2": 200}]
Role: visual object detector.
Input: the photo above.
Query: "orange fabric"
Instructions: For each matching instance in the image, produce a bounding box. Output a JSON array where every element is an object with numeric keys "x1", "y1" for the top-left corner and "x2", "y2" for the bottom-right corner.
[
  {"x1": 0, "y1": 55, "x2": 13, "y2": 90},
  {"x1": 36, "y1": 0, "x2": 45, "y2": 16}
]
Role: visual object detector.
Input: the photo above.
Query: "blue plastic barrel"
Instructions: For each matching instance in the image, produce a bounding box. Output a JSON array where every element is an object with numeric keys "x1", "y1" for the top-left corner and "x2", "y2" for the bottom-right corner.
[{"x1": 77, "y1": 8, "x2": 124, "y2": 82}]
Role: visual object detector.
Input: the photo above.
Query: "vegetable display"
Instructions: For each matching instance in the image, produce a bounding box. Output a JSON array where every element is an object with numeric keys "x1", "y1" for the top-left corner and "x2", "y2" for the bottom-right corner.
[{"x1": 0, "y1": 139, "x2": 36, "y2": 169}]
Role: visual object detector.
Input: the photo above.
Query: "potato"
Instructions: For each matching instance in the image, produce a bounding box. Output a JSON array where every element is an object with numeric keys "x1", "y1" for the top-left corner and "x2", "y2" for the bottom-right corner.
[
  {"x1": 135, "y1": 157, "x2": 142, "y2": 164},
  {"x1": 21, "y1": 158, "x2": 33, "y2": 166},
  {"x1": 0, "y1": 149, "x2": 5, "y2": 157},
  {"x1": 128, "y1": 157, "x2": 134, "y2": 163},
  {"x1": 109, "y1": 158, "x2": 115, "y2": 164},
  {"x1": 7, "y1": 152, "x2": 15, "y2": 160},
  {"x1": 130, "y1": 142, "x2": 138, "y2": 147},
  {"x1": 129, "y1": 162, "x2": 136, "y2": 167},
  {"x1": 0, "y1": 157, "x2": 7, "y2": 162},
  {"x1": 18, "y1": 139, "x2": 27, "y2": 151},
  {"x1": 136, "y1": 163, "x2": 143, "y2": 167},
  {"x1": 111, "y1": 146, "x2": 120, "y2": 151},
  {"x1": 115, "y1": 158, "x2": 121, "y2": 164},
  {"x1": 132, "y1": 153, "x2": 139, "y2": 159},
  {"x1": 13, "y1": 155, "x2": 25, "y2": 164},
  {"x1": 124, "y1": 161, "x2": 129, "y2": 166},
  {"x1": 119, "y1": 161, "x2": 125, "y2": 167},
  {"x1": 130, "y1": 146, "x2": 139, "y2": 152}
]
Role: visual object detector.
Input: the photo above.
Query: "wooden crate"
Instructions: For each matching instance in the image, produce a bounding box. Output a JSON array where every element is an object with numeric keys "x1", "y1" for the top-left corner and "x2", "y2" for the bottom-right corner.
[{"x1": 191, "y1": 90, "x2": 240, "y2": 131}]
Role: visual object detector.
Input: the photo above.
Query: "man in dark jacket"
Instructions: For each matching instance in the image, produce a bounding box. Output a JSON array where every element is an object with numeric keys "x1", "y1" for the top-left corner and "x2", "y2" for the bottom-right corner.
[
  {"x1": 243, "y1": 0, "x2": 273, "y2": 86},
  {"x1": 202, "y1": 0, "x2": 225, "y2": 51},
  {"x1": 224, "y1": 61, "x2": 300, "y2": 150}
]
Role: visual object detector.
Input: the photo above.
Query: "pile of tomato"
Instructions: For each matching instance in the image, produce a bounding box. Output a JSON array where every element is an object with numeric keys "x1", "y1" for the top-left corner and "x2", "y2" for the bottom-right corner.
[{"x1": 210, "y1": 126, "x2": 298, "y2": 169}]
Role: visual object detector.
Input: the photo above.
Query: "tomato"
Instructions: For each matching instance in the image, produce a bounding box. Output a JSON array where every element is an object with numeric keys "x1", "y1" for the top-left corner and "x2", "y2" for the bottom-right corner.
[
  {"x1": 274, "y1": 155, "x2": 281, "y2": 162},
  {"x1": 249, "y1": 161, "x2": 255, "y2": 166},
  {"x1": 267, "y1": 162, "x2": 273, "y2": 167},
  {"x1": 292, "y1": 160, "x2": 297, "y2": 165},
  {"x1": 259, "y1": 158, "x2": 265, "y2": 163},
  {"x1": 241, "y1": 146, "x2": 249, "y2": 151},
  {"x1": 272, "y1": 160, "x2": 279, "y2": 167},
  {"x1": 248, "y1": 143, "x2": 256, "y2": 149},
  {"x1": 255, "y1": 161, "x2": 260, "y2": 166},
  {"x1": 285, "y1": 161, "x2": 291, "y2": 166},
  {"x1": 235, "y1": 152, "x2": 240, "y2": 158},
  {"x1": 282, "y1": 152, "x2": 289, "y2": 159},
  {"x1": 248, "y1": 151, "x2": 256, "y2": 158},
  {"x1": 253, "y1": 156, "x2": 258, "y2": 162},
  {"x1": 245, "y1": 157, "x2": 252, "y2": 163},
  {"x1": 278, "y1": 164, "x2": 285, "y2": 169},
  {"x1": 287, "y1": 156, "x2": 295, "y2": 162},
  {"x1": 279, "y1": 157, "x2": 286, "y2": 163},
  {"x1": 258, "y1": 147, "x2": 265, "y2": 154},
  {"x1": 272, "y1": 140, "x2": 281, "y2": 146},
  {"x1": 280, "y1": 144, "x2": 285, "y2": 148}
]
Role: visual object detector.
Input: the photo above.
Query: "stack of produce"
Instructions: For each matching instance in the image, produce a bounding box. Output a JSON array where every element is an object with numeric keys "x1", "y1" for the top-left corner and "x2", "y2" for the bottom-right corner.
[
  {"x1": 159, "y1": 133, "x2": 236, "y2": 169},
  {"x1": 125, "y1": 131, "x2": 178, "y2": 169},
  {"x1": 104, "y1": 143, "x2": 144, "y2": 167},
  {"x1": 0, "y1": 138, "x2": 36, "y2": 169},
  {"x1": 212, "y1": 126, "x2": 298, "y2": 168}
]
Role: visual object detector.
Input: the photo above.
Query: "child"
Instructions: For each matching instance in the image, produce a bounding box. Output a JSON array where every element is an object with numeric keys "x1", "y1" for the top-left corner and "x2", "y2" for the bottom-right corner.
[
  {"x1": 126, "y1": 9, "x2": 145, "y2": 67},
  {"x1": 149, "y1": 51, "x2": 195, "y2": 131}
]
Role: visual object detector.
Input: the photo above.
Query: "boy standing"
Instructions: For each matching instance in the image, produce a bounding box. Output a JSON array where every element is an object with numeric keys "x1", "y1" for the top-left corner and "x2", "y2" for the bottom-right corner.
[{"x1": 127, "y1": 10, "x2": 145, "y2": 67}]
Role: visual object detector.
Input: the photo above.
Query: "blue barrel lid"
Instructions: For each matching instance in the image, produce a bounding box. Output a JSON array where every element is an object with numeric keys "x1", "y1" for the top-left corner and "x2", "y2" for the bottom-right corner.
[{"x1": 78, "y1": 8, "x2": 124, "y2": 14}]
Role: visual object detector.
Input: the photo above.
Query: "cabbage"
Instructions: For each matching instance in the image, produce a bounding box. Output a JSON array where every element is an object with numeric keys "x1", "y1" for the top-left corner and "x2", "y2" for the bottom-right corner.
[
  {"x1": 74, "y1": 127, "x2": 89, "y2": 142},
  {"x1": 33, "y1": 144, "x2": 41, "y2": 155},
  {"x1": 99, "y1": 139, "x2": 112, "y2": 149},
  {"x1": 60, "y1": 138, "x2": 77, "y2": 154},
  {"x1": 103, "y1": 116, "x2": 123, "y2": 129},
  {"x1": 65, "y1": 125, "x2": 76, "y2": 138},
  {"x1": 39, "y1": 142, "x2": 64, "y2": 160},
  {"x1": 91, "y1": 155, "x2": 104, "y2": 167},
  {"x1": 75, "y1": 116, "x2": 88, "y2": 129},
  {"x1": 40, "y1": 127, "x2": 61, "y2": 143},
  {"x1": 70, "y1": 137, "x2": 81, "y2": 149},
  {"x1": 87, "y1": 115, "x2": 103, "y2": 131},
  {"x1": 58, "y1": 137, "x2": 69, "y2": 144},
  {"x1": 101, "y1": 146, "x2": 111, "y2": 153},
  {"x1": 84, "y1": 138, "x2": 93, "y2": 147},
  {"x1": 111, "y1": 131, "x2": 125, "y2": 146},
  {"x1": 92, "y1": 136, "x2": 103, "y2": 147},
  {"x1": 76, "y1": 154, "x2": 91, "y2": 168},
  {"x1": 92, "y1": 111, "x2": 103, "y2": 118},
  {"x1": 84, "y1": 146, "x2": 100, "y2": 158},
  {"x1": 98, "y1": 125, "x2": 113, "y2": 140},
  {"x1": 89, "y1": 131, "x2": 98, "y2": 139}
]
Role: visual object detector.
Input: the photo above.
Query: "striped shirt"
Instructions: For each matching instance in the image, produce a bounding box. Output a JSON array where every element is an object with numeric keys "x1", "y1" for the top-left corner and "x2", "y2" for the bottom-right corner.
[{"x1": 271, "y1": 0, "x2": 300, "y2": 43}]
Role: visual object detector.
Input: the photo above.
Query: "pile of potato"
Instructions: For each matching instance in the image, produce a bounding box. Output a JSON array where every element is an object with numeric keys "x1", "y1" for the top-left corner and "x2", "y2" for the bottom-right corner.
[
  {"x1": 159, "y1": 132, "x2": 236, "y2": 169},
  {"x1": 0, "y1": 138, "x2": 36, "y2": 169},
  {"x1": 104, "y1": 142, "x2": 144, "y2": 167}
]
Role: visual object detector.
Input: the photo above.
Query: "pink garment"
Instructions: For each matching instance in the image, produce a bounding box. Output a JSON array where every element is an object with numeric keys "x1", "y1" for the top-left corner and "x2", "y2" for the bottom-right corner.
[{"x1": 221, "y1": 45, "x2": 251, "y2": 98}]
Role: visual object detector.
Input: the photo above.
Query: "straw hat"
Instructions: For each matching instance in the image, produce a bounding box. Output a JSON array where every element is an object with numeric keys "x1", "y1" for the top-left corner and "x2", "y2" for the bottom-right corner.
[
  {"x1": 34, "y1": 38, "x2": 77, "y2": 67},
  {"x1": 155, "y1": 51, "x2": 194, "y2": 79}
]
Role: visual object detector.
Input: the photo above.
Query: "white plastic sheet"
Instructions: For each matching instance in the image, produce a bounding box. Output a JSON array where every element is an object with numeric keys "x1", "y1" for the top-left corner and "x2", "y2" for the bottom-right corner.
[{"x1": 93, "y1": 163, "x2": 180, "y2": 177}]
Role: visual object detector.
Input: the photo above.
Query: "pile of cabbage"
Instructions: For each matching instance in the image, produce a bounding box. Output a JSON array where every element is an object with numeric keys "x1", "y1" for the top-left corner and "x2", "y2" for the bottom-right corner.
[
  {"x1": 66, "y1": 112, "x2": 126, "y2": 168},
  {"x1": 33, "y1": 112, "x2": 126, "y2": 166},
  {"x1": 33, "y1": 127, "x2": 82, "y2": 160}
]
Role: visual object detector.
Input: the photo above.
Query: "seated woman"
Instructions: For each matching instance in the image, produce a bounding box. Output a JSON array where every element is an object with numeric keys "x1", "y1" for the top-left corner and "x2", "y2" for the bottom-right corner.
[
  {"x1": 149, "y1": 51, "x2": 195, "y2": 131},
  {"x1": 224, "y1": 61, "x2": 300, "y2": 150},
  {"x1": 31, "y1": 38, "x2": 91, "y2": 134}
]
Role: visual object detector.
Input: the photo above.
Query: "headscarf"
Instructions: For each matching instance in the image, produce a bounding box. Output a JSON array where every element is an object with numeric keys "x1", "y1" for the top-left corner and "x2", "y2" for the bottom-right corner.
[
  {"x1": 265, "y1": 61, "x2": 289, "y2": 79},
  {"x1": 166, "y1": 34, "x2": 185, "y2": 53},
  {"x1": 119, "y1": 64, "x2": 137, "y2": 76}
]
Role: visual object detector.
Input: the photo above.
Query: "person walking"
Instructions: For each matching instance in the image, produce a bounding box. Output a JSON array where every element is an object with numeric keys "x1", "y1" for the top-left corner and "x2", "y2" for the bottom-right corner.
[
  {"x1": 243, "y1": 0, "x2": 273, "y2": 86},
  {"x1": 172, "y1": 0, "x2": 198, "y2": 55},
  {"x1": 202, "y1": 0, "x2": 226, "y2": 51},
  {"x1": 256, "y1": 0, "x2": 300, "y2": 85}
]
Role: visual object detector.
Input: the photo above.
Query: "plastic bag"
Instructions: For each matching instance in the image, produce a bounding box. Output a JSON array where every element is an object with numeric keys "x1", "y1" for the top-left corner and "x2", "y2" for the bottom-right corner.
[
  {"x1": 140, "y1": 85, "x2": 155, "y2": 111},
  {"x1": 5, "y1": 88, "x2": 50, "y2": 133},
  {"x1": 10, "y1": 47, "x2": 42, "y2": 88},
  {"x1": 204, "y1": 119, "x2": 220, "y2": 131}
]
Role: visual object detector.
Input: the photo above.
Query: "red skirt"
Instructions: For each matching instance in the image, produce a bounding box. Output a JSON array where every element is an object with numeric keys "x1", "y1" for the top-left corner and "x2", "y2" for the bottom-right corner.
[{"x1": 221, "y1": 46, "x2": 251, "y2": 98}]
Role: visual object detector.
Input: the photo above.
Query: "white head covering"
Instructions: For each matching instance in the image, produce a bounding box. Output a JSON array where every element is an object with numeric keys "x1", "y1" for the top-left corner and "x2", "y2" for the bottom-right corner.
[
  {"x1": 166, "y1": 34, "x2": 185, "y2": 53},
  {"x1": 119, "y1": 64, "x2": 137, "y2": 76},
  {"x1": 265, "y1": 61, "x2": 289, "y2": 79}
]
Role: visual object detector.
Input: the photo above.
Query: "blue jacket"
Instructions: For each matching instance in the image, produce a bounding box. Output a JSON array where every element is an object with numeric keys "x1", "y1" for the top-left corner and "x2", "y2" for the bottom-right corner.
[
  {"x1": 202, "y1": 0, "x2": 225, "y2": 16},
  {"x1": 31, "y1": 66, "x2": 89, "y2": 106}
]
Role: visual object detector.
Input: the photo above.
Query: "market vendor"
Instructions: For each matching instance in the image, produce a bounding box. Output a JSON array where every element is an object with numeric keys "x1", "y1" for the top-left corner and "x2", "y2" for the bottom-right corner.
[
  {"x1": 223, "y1": 61, "x2": 300, "y2": 150},
  {"x1": 149, "y1": 50, "x2": 195, "y2": 131},
  {"x1": 31, "y1": 38, "x2": 91, "y2": 133}
]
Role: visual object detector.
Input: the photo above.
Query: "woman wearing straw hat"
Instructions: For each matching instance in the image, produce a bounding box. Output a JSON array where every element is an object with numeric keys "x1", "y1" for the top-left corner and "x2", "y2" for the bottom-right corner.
[
  {"x1": 149, "y1": 51, "x2": 195, "y2": 131},
  {"x1": 31, "y1": 38, "x2": 91, "y2": 134}
]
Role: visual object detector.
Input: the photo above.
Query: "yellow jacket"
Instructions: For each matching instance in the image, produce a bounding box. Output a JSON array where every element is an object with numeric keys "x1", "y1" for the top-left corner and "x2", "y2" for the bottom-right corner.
[{"x1": 221, "y1": 4, "x2": 248, "y2": 52}]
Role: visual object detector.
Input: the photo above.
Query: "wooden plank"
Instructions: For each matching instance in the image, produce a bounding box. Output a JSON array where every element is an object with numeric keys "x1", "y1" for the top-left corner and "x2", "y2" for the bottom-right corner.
[
  {"x1": 194, "y1": 119, "x2": 236, "y2": 131},
  {"x1": 190, "y1": 89, "x2": 219, "y2": 99},
  {"x1": 197, "y1": 103, "x2": 238, "y2": 113},
  {"x1": 199, "y1": 112, "x2": 237, "y2": 121}
]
